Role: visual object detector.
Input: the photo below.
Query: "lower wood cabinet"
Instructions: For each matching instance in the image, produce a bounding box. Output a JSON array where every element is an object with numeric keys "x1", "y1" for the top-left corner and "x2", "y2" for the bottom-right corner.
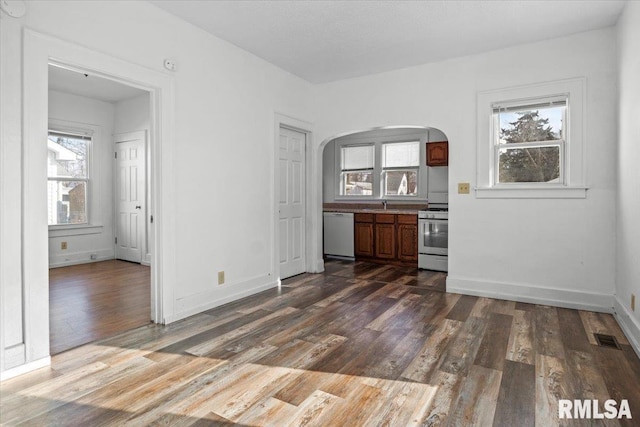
[
  {"x1": 354, "y1": 222, "x2": 374, "y2": 257},
  {"x1": 355, "y1": 212, "x2": 417, "y2": 266}
]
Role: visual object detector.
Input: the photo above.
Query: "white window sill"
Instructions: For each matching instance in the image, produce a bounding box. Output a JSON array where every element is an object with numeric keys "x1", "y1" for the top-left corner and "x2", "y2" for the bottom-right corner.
[
  {"x1": 48, "y1": 224, "x2": 103, "y2": 238},
  {"x1": 475, "y1": 186, "x2": 588, "y2": 199}
]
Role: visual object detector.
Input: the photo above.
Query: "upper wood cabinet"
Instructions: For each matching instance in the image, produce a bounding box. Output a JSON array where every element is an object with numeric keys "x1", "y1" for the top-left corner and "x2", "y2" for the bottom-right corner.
[{"x1": 426, "y1": 141, "x2": 448, "y2": 166}]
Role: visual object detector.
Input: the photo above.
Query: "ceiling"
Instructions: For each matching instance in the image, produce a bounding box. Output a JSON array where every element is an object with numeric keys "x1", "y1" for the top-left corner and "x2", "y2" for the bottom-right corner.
[
  {"x1": 48, "y1": 65, "x2": 148, "y2": 103},
  {"x1": 150, "y1": 0, "x2": 626, "y2": 84}
]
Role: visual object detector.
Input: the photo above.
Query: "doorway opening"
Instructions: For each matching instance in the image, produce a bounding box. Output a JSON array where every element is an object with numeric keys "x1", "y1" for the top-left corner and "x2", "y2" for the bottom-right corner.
[{"x1": 47, "y1": 64, "x2": 152, "y2": 354}]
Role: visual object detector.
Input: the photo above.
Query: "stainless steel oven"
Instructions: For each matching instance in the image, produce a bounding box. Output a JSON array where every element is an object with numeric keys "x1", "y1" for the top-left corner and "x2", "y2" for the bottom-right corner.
[{"x1": 418, "y1": 208, "x2": 448, "y2": 272}]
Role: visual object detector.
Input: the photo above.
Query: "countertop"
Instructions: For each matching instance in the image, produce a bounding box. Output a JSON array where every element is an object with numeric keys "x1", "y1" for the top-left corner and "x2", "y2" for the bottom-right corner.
[
  {"x1": 323, "y1": 203, "x2": 426, "y2": 215},
  {"x1": 323, "y1": 207, "x2": 421, "y2": 215}
]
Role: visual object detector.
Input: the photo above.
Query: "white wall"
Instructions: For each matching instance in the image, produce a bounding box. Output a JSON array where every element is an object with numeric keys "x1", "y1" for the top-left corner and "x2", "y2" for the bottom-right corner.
[
  {"x1": 312, "y1": 27, "x2": 618, "y2": 312},
  {"x1": 615, "y1": 1, "x2": 640, "y2": 353},
  {"x1": 0, "y1": 0, "x2": 313, "y2": 376},
  {"x1": 115, "y1": 93, "x2": 150, "y2": 134},
  {"x1": 48, "y1": 90, "x2": 116, "y2": 267}
]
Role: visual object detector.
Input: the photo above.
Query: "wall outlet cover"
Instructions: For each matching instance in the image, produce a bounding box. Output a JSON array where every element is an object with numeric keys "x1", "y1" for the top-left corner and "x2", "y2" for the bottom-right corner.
[
  {"x1": 61, "y1": 241, "x2": 67, "y2": 250},
  {"x1": 218, "y1": 271, "x2": 225, "y2": 285},
  {"x1": 458, "y1": 183, "x2": 470, "y2": 194}
]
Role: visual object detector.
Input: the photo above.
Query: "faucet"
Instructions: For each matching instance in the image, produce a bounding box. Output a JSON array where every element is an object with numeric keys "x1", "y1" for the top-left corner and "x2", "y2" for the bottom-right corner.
[{"x1": 382, "y1": 200, "x2": 387, "y2": 210}]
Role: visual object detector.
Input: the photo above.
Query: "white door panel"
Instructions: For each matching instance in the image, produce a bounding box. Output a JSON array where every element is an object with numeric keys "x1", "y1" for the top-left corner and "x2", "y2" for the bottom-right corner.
[
  {"x1": 278, "y1": 127, "x2": 306, "y2": 279},
  {"x1": 115, "y1": 133, "x2": 145, "y2": 263}
]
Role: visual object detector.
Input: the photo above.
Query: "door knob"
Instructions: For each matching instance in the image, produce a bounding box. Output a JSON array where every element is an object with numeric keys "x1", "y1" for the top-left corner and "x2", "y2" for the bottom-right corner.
[{"x1": 135, "y1": 205, "x2": 141, "y2": 209}]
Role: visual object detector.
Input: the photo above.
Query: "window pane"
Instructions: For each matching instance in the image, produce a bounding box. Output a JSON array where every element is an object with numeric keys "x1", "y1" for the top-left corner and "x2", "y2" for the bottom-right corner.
[
  {"x1": 48, "y1": 181, "x2": 87, "y2": 225},
  {"x1": 342, "y1": 145, "x2": 374, "y2": 170},
  {"x1": 499, "y1": 104, "x2": 565, "y2": 144},
  {"x1": 384, "y1": 170, "x2": 418, "y2": 196},
  {"x1": 48, "y1": 133, "x2": 88, "y2": 178},
  {"x1": 383, "y1": 141, "x2": 419, "y2": 167},
  {"x1": 342, "y1": 172, "x2": 373, "y2": 195},
  {"x1": 498, "y1": 146, "x2": 560, "y2": 183}
]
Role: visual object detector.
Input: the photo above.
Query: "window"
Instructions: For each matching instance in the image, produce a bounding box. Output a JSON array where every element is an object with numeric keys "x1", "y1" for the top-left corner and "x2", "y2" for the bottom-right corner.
[
  {"x1": 493, "y1": 97, "x2": 566, "y2": 185},
  {"x1": 47, "y1": 131, "x2": 91, "y2": 225},
  {"x1": 336, "y1": 137, "x2": 424, "y2": 199},
  {"x1": 476, "y1": 78, "x2": 586, "y2": 199},
  {"x1": 382, "y1": 141, "x2": 419, "y2": 196},
  {"x1": 340, "y1": 144, "x2": 374, "y2": 196}
]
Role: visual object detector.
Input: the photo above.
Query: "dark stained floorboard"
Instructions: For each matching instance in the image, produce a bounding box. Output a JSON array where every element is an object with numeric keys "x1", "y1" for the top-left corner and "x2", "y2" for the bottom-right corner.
[{"x1": 3, "y1": 260, "x2": 638, "y2": 426}]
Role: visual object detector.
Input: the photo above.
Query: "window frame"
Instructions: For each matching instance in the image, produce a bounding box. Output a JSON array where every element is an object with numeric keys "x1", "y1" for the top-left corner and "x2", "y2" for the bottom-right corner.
[
  {"x1": 476, "y1": 78, "x2": 587, "y2": 199},
  {"x1": 335, "y1": 136, "x2": 426, "y2": 201},
  {"x1": 492, "y1": 96, "x2": 567, "y2": 187},
  {"x1": 339, "y1": 143, "x2": 375, "y2": 197},
  {"x1": 47, "y1": 120, "x2": 101, "y2": 234},
  {"x1": 381, "y1": 140, "x2": 420, "y2": 197}
]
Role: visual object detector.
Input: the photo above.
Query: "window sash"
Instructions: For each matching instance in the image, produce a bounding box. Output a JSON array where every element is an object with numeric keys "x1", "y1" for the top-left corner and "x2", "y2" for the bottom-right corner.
[
  {"x1": 494, "y1": 141, "x2": 564, "y2": 185},
  {"x1": 382, "y1": 167, "x2": 419, "y2": 196},
  {"x1": 48, "y1": 130, "x2": 91, "y2": 225}
]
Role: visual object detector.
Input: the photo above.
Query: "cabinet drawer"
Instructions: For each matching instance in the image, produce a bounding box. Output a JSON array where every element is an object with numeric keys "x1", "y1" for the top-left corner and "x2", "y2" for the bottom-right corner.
[
  {"x1": 397, "y1": 214, "x2": 417, "y2": 225},
  {"x1": 375, "y1": 214, "x2": 396, "y2": 224},
  {"x1": 355, "y1": 213, "x2": 374, "y2": 223}
]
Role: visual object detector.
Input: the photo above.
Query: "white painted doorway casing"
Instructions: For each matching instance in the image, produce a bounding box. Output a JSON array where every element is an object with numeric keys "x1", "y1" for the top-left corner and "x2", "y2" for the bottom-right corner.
[
  {"x1": 115, "y1": 131, "x2": 146, "y2": 263},
  {"x1": 278, "y1": 127, "x2": 307, "y2": 279},
  {"x1": 9, "y1": 29, "x2": 176, "y2": 379}
]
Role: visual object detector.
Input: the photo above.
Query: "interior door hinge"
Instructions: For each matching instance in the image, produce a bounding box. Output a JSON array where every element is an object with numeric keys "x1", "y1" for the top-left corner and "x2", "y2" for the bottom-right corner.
[
  {"x1": 150, "y1": 215, "x2": 154, "y2": 224},
  {"x1": 115, "y1": 237, "x2": 117, "y2": 244},
  {"x1": 114, "y1": 152, "x2": 117, "y2": 159}
]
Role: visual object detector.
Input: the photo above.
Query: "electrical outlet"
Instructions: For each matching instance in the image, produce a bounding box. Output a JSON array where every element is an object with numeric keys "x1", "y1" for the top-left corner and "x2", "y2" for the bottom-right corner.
[
  {"x1": 61, "y1": 241, "x2": 67, "y2": 250},
  {"x1": 458, "y1": 182, "x2": 470, "y2": 194},
  {"x1": 218, "y1": 271, "x2": 225, "y2": 285},
  {"x1": 632, "y1": 294, "x2": 636, "y2": 312}
]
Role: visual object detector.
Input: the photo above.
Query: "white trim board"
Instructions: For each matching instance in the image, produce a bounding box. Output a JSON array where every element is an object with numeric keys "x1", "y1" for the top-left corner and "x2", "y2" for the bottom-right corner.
[
  {"x1": 166, "y1": 276, "x2": 279, "y2": 324},
  {"x1": 614, "y1": 297, "x2": 640, "y2": 358},
  {"x1": 446, "y1": 276, "x2": 614, "y2": 313},
  {"x1": 48, "y1": 248, "x2": 115, "y2": 268},
  {"x1": 1, "y1": 357, "x2": 51, "y2": 382}
]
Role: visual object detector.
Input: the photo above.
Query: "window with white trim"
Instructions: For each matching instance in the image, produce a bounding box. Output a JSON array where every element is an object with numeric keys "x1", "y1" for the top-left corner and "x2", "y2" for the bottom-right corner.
[
  {"x1": 476, "y1": 78, "x2": 587, "y2": 199},
  {"x1": 47, "y1": 131, "x2": 91, "y2": 225},
  {"x1": 337, "y1": 139, "x2": 422, "y2": 199},
  {"x1": 382, "y1": 141, "x2": 419, "y2": 196},
  {"x1": 340, "y1": 144, "x2": 374, "y2": 196},
  {"x1": 493, "y1": 96, "x2": 567, "y2": 185}
]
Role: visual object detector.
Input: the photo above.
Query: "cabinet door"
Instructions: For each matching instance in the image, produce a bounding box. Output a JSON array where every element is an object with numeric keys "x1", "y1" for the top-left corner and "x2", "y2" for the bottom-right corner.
[
  {"x1": 427, "y1": 141, "x2": 448, "y2": 166},
  {"x1": 354, "y1": 222, "x2": 374, "y2": 257},
  {"x1": 375, "y1": 223, "x2": 396, "y2": 259},
  {"x1": 397, "y1": 224, "x2": 418, "y2": 263}
]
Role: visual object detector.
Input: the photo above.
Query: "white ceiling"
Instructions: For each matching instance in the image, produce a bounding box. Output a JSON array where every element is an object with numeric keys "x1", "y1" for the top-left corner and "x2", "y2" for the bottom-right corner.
[
  {"x1": 48, "y1": 65, "x2": 148, "y2": 103},
  {"x1": 150, "y1": 0, "x2": 626, "y2": 84}
]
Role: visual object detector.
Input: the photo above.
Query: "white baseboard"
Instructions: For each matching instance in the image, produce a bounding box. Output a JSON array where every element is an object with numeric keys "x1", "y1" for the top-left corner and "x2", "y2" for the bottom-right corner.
[
  {"x1": 165, "y1": 275, "x2": 278, "y2": 324},
  {"x1": 1, "y1": 356, "x2": 51, "y2": 381},
  {"x1": 613, "y1": 297, "x2": 640, "y2": 358},
  {"x1": 49, "y1": 248, "x2": 114, "y2": 268},
  {"x1": 446, "y1": 276, "x2": 614, "y2": 313}
]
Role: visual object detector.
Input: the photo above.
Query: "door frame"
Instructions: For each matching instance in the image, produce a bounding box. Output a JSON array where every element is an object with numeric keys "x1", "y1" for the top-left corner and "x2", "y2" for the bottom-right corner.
[
  {"x1": 273, "y1": 113, "x2": 317, "y2": 282},
  {"x1": 22, "y1": 29, "x2": 176, "y2": 367}
]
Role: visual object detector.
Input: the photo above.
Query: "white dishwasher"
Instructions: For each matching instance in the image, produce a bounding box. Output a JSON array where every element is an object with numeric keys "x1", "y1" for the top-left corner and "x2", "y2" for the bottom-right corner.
[{"x1": 323, "y1": 212, "x2": 355, "y2": 259}]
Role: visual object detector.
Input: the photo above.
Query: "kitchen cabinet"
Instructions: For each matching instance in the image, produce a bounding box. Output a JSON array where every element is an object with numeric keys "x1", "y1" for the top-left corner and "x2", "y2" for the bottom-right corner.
[
  {"x1": 427, "y1": 141, "x2": 448, "y2": 166},
  {"x1": 354, "y1": 213, "x2": 374, "y2": 257},
  {"x1": 354, "y1": 212, "x2": 418, "y2": 266},
  {"x1": 397, "y1": 215, "x2": 418, "y2": 263}
]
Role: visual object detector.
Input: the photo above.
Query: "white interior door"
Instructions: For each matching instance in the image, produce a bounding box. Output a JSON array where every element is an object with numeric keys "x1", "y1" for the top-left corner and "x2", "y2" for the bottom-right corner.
[
  {"x1": 115, "y1": 132, "x2": 146, "y2": 263},
  {"x1": 278, "y1": 127, "x2": 306, "y2": 279}
]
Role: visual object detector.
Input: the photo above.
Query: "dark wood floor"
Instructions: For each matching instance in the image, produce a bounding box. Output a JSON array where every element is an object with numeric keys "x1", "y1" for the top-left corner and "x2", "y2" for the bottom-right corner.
[
  {"x1": 2, "y1": 260, "x2": 638, "y2": 426},
  {"x1": 49, "y1": 260, "x2": 151, "y2": 354}
]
